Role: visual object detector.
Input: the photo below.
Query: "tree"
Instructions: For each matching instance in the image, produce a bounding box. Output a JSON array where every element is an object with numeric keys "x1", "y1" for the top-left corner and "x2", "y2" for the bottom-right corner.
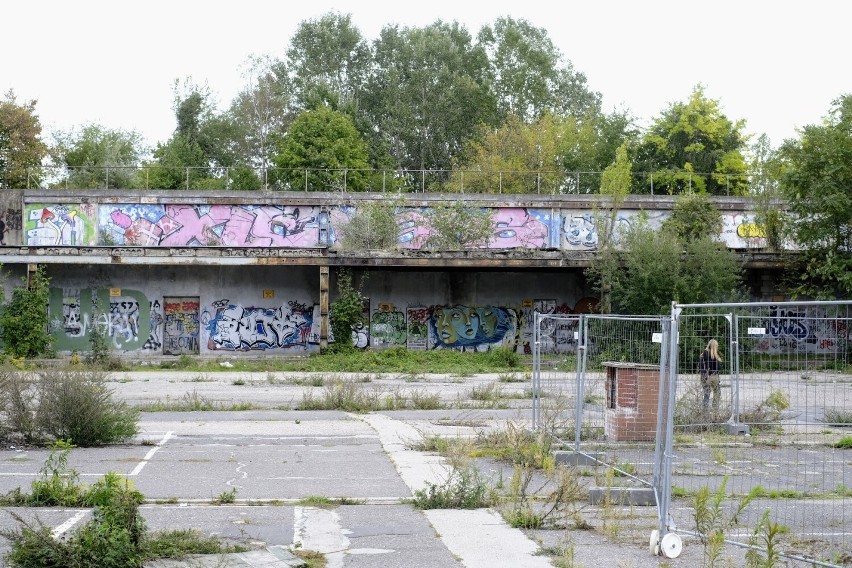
[
  {"x1": 52, "y1": 124, "x2": 145, "y2": 189},
  {"x1": 286, "y1": 12, "x2": 371, "y2": 112},
  {"x1": 779, "y1": 94, "x2": 852, "y2": 297},
  {"x1": 364, "y1": 21, "x2": 497, "y2": 182},
  {"x1": 329, "y1": 269, "x2": 364, "y2": 353},
  {"x1": 588, "y1": 143, "x2": 632, "y2": 313},
  {"x1": 636, "y1": 85, "x2": 749, "y2": 195},
  {"x1": 449, "y1": 113, "x2": 562, "y2": 193},
  {"x1": 335, "y1": 199, "x2": 402, "y2": 251},
  {"x1": 477, "y1": 16, "x2": 601, "y2": 122},
  {"x1": 273, "y1": 106, "x2": 371, "y2": 191},
  {"x1": 228, "y1": 56, "x2": 294, "y2": 175},
  {"x1": 0, "y1": 266, "x2": 53, "y2": 358},
  {"x1": 662, "y1": 192, "x2": 724, "y2": 243},
  {"x1": 0, "y1": 90, "x2": 49, "y2": 189},
  {"x1": 748, "y1": 134, "x2": 789, "y2": 251}
]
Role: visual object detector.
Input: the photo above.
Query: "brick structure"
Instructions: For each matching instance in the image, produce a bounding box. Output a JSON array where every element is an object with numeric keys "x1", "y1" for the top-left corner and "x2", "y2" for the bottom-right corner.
[{"x1": 603, "y1": 362, "x2": 661, "y2": 441}]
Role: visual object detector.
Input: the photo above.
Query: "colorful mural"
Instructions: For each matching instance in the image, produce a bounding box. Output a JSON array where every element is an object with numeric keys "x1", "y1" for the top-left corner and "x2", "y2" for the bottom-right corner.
[
  {"x1": 48, "y1": 287, "x2": 152, "y2": 352},
  {"x1": 26, "y1": 204, "x2": 97, "y2": 246},
  {"x1": 430, "y1": 305, "x2": 518, "y2": 351},
  {"x1": 371, "y1": 309, "x2": 407, "y2": 347},
  {"x1": 98, "y1": 204, "x2": 323, "y2": 247},
  {"x1": 164, "y1": 297, "x2": 200, "y2": 355},
  {"x1": 406, "y1": 307, "x2": 430, "y2": 350},
  {"x1": 207, "y1": 299, "x2": 313, "y2": 351}
]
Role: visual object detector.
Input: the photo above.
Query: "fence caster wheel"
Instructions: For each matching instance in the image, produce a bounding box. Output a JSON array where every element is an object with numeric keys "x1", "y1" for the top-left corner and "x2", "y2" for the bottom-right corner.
[
  {"x1": 660, "y1": 533, "x2": 683, "y2": 558},
  {"x1": 649, "y1": 530, "x2": 660, "y2": 555}
]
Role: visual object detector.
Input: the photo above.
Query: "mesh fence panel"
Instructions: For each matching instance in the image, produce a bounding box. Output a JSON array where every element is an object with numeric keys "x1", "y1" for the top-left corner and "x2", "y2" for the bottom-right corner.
[{"x1": 661, "y1": 301, "x2": 852, "y2": 567}]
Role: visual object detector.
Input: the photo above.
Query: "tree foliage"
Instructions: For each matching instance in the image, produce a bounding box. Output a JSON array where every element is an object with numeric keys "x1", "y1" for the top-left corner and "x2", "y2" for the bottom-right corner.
[
  {"x1": 365, "y1": 21, "x2": 496, "y2": 180},
  {"x1": 779, "y1": 94, "x2": 852, "y2": 297},
  {"x1": 477, "y1": 16, "x2": 601, "y2": 122},
  {"x1": 336, "y1": 200, "x2": 402, "y2": 251},
  {"x1": 274, "y1": 106, "x2": 371, "y2": 191},
  {"x1": 662, "y1": 192, "x2": 724, "y2": 243},
  {"x1": 636, "y1": 85, "x2": 749, "y2": 195},
  {"x1": 0, "y1": 266, "x2": 53, "y2": 358},
  {"x1": 748, "y1": 134, "x2": 789, "y2": 251},
  {"x1": 0, "y1": 90, "x2": 49, "y2": 189},
  {"x1": 329, "y1": 269, "x2": 364, "y2": 353},
  {"x1": 52, "y1": 124, "x2": 145, "y2": 189}
]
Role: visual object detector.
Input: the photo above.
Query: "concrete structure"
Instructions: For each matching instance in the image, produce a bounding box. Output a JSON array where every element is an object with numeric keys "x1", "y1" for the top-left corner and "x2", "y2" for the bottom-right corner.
[{"x1": 0, "y1": 189, "x2": 787, "y2": 357}]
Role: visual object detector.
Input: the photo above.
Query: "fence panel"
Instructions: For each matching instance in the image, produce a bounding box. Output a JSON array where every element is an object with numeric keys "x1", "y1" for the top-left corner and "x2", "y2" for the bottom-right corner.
[{"x1": 658, "y1": 301, "x2": 852, "y2": 566}]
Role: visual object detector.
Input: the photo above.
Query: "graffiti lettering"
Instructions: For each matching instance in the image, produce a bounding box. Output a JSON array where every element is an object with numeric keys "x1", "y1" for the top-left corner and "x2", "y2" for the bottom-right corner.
[{"x1": 208, "y1": 300, "x2": 312, "y2": 351}]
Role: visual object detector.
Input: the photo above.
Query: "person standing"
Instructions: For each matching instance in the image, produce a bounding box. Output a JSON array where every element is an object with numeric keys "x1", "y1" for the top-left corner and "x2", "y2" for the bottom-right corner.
[{"x1": 699, "y1": 339, "x2": 722, "y2": 410}]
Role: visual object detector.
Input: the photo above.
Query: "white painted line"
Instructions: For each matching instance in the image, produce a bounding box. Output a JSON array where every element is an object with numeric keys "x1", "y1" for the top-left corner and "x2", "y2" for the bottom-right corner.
[
  {"x1": 129, "y1": 431, "x2": 173, "y2": 477},
  {"x1": 51, "y1": 510, "x2": 88, "y2": 539}
]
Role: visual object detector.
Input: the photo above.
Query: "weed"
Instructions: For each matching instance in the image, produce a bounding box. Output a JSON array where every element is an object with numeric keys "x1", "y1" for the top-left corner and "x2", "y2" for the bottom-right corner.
[
  {"x1": 232, "y1": 378, "x2": 246, "y2": 385},
  {"x1": 408, "y1": 389, "x2": 442, "y2": 410},
  {"x1": 213, "y1": 487, "x2": 238, "y2": 504},
  {"x1": 412, "y1": 447, "x2": 493, "y2": 510},
  {"x1": 825, "y1": 410, "x2": 852, "y2": 426},
  {"x1": 745, "y1": 510, "x2": 788, "y2": 568},
  {"x1": 692, "y1": 477, "x2": 759, "y2": 567}
]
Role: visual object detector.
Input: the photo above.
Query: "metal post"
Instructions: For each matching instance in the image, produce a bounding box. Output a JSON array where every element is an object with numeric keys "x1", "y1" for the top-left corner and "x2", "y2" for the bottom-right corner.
[
  {"x1": 146, "y1": 168, "x2": 149, "y2": 190},
  {"x1": 343, "y1": 168, "x2": 347, "y2": 192},
  {"x1": 460, "y1": 170, "x2": 464, "y2": 194},
  {"x1": 186, "y1": 168, "x2": 190, "y2": 190},
  {"x1": 532, "y1": 312, "x2": 540, "y2": 430},
  {"x1": 421, "y1": 169, "x2": 425, "y2": 193},
  {"x1": 305, "y1": 169, "x2": 308, "y2": 192},
  {"x1": 731, "y1": 313, "x2": 741, "y2": 424},
  {"x1": 499, "y1": 171, "x2": 502, "y2": 194},
  {"x1": 319, "y1": 266, "x2": 329, "y2": 350},
  {"x1": 105, "y1": 167, "x2": 109, "y2": 189},
  {"x1": 574, "y1": 315, "x2": 588, "y2": 452},
  {"x1": 383, "y1": 170, "x2": 386, "y2": 192},
  {"x1": 659, "y1": 305, "x2": 681, "y2": 541},
  {"x1": 650, "y1": 173, "x2": 654, "y2": 195}
]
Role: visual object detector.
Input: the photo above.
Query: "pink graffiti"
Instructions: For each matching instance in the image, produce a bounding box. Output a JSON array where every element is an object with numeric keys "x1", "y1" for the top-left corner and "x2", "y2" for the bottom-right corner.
[{"x1": 490, "y1": 208, "x2": 547, "y2": 248}]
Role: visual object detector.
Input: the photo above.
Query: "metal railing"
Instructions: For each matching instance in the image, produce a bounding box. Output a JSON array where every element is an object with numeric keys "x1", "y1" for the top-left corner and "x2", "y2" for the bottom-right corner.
[{"x1": 10, "y1": 165, "x2": 758, "y2": 195}]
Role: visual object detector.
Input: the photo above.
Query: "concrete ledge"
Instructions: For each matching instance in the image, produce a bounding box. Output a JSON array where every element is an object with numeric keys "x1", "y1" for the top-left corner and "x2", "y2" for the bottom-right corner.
[
  {"x1": 589, "y1": 486, "x2": 657, "y2": 507},
  {"x1": 553, "y1": 450, "x2": 604, "y2": 467},
  {"x1": 723, "y1": 422, "x2": 751, "y2": 436}
]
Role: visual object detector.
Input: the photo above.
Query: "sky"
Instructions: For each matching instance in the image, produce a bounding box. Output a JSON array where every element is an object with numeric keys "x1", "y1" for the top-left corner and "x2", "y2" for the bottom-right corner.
[{"x1": 3, "y1": 0, "x2": 850, "y2": 153}]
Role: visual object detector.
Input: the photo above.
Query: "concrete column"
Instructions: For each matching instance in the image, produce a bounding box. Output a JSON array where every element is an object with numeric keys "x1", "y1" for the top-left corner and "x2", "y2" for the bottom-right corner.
[{"x1": 320, "y1": 266, "x2": 329, "y2": 350}]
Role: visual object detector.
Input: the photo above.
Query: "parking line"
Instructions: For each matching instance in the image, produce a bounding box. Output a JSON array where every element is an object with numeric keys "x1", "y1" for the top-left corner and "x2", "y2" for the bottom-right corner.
[
  {"x1": 129, "y1": 431, "x2": 173, "y2": 477},
  {"x1": 51, "y1": 510, "x2": 88, "y2": 538}
]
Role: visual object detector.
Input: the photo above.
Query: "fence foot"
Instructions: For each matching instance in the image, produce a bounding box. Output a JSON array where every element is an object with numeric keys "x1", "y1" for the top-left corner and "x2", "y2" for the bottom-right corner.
[
  {"x1": 589, "y1": 486, "x2": 656, "y2": 506},
  {"x1": 553, "y1": 450, "x2": 603, "y2": 466},
  {"x1": 723, "y1": 421, "x2": 750, "y2": 436}
]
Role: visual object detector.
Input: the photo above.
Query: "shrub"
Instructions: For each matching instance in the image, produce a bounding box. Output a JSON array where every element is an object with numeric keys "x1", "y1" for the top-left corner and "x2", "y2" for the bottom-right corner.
[
  {"x1": 0, "y1": 266, "x2": 53, "y2": 359},
  {"x1": 35, "y1": 368, "x2": 139, "y2": 446},
  {"x1": 0, "y1": 367, "x2": 38, "y2": 444}
]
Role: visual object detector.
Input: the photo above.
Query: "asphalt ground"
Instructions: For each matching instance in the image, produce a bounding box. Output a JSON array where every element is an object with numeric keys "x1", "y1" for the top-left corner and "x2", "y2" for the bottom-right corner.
[{"x1": 1, "y1": 370, "x2": 850, "y2": 567}]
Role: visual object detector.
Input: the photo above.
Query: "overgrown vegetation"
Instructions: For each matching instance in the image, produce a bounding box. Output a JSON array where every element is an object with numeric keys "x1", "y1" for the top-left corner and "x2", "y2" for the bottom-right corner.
[
  {"x1": 425, "y1": 200, "x2": 493, "y2": 249},
  {"x1": 336, "y1": 199, "x2": 403, "y2": 251},
  {"x1": 0, "y1": 266, "x2": 53, "y2": 359},
  {"x1": 328, "y1": 268, "x2": 364, "y2": 353},
  {"x1": 692, "y1": 477, "x2": 760, "y2": 568},
  {"x1": 0, "y1": 367, "x2": 138, "y2": 447},
  {"x1": 0, "y1": 447, "x2": 251, "y2": 567}
]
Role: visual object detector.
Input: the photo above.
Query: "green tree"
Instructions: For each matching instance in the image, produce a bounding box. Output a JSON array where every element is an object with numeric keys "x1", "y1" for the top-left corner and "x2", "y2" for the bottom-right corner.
[
  {"x1": 329, "y1": 269, "x2": 364, "y2": 353},
  {"x1": 286, "y1": 12, "x2": 371, "y2": 112},
  {"x1": 52, "y1": 124, "x2": 145, "y2": 189},
  {"x1": 477, "y1": 16, "x2": 601, "y2": 122},
  {"x1": 273, "y1": 106, "x2": 371, "y2": 191},
  {"x1": 365, "y1": 21, "x2": 497, "y2": 182},
  {"x1": 588, "y1": 143, "x2": 632, "y2": 313},
  {"x1": 0, "y1": 90, "x2": 49, "y2": 189},
  {"x1": 636, "y1": 85, "x2": 749, "y2": 195},
  {"x1": 449, "y1": 113, "x2": 562, "y2": 193},
  {"x1": 0, "y1": 266, "x2": 53, "y2": 358},
  {"x1": 779, "y1": 94, "x2": 852, "y2": 297},
  {"x1": 748, "y1": 134, "x2": 789, "y2": 251}
]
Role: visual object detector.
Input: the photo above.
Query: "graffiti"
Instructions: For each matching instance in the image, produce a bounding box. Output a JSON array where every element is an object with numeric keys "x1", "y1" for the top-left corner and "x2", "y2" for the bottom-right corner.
[
  {"x1": 332, "y1": 206, "x2": 552, "y2": 250},
  {"x1": 99, "y1": 204, "x2": 322, "y2": 248},
  {"x1": 430, "y1": 305, "x2": 517, "y2": 351},
  {"x1": 164, "y1": 297, "x2": 200, "y2": 355},
  {"x1": 49, "y1": 287, "x2": 150, "y2": 352},
  {"x1": 108, "y1": 298, "x2": 141, "y2": 344},
  {"x1": 143, "y1": 299, "x2": 163, "y2": 351},
  {"x1": 207, "y1": 299, "x2": 313, "y2": 351},
  {"x1": 26, "y1": 204, "x2": 96, "y2": 246},
  {"x1": 4, "y1": 208, "x2": 22, "y2": 231},
  {"x1": 406, "y1": 307, "x2": 430, "y2": 350},
  {"x1": 371, "y1": 310, "x2": 407, "y2": 347},
  {"x1": 721, "y1": 213, "x2": 767, "y2": 249},
  {"x1": 562, "y1": 213, "x2": 635, "y2": 250},
  {"x1": 752, "y1": 306, "x2": 849, "y2": 354}
]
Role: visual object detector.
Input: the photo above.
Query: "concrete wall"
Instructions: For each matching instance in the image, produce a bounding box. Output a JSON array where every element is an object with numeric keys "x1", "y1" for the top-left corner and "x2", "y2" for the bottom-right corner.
[
  {"x1": 19, "y1": 192, "x2": 770, "y2": 251},
  {"x1": 0, "y1": 189, "x2": 23, "y2": 246},
  {"x1": 42, "y1": 265, "x2": 592, "y2": 357}
]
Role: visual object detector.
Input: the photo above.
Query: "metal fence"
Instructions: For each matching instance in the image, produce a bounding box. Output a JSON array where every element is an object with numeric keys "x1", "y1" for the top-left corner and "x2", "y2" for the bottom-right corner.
[
  {"x1": 533, "y1": 313, "x2": 670, "y2": 503},
  {"x1": 13, "y1": 165, "x2": 753, "y2": 195},
  {"x1": 656, "y1": 300, "x2": 852, "y2": 566}
]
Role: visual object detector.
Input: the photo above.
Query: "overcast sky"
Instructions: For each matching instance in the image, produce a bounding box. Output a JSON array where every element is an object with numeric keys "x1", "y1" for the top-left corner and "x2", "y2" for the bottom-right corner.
[{"x1": 3, "y1": 0, "x2": 849, "y2": 152}]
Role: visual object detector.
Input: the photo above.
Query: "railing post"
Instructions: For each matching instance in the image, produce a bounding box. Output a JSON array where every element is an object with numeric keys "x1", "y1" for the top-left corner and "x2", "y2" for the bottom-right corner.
[
  {"x1": 305, "y1": 168, "x2": 308, "y2": 192},
  {"x1": 186, "y1": 168, "x2": 190, "y2": 190},
  {"x1": 344, "y1": 168, "x2": 347, "y2": 192},
  {"x1": 650, "y1": 173, "x2": 654, "y2": 195},
  {"x1": 105, "y1": 167, "x2": 109, "y2": 189},
  {"x1": 499, "y1": 171, "x2": 502, "y2": 194},
  {"x1": 421, "y1": 169, "x2": 425, "y2": 193},
  {"x1": 460, "y1": 170, "x2": 464, "y2": 194},
  {"x1": 537, "y1": 172, "x2": 541, "y2": 194},
  {"x1": 383, "y1": 170, "x2": 386, "y2": 192},
  {"x1": 146, "y1": 168, "x2": 149, "y2": 190}
]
